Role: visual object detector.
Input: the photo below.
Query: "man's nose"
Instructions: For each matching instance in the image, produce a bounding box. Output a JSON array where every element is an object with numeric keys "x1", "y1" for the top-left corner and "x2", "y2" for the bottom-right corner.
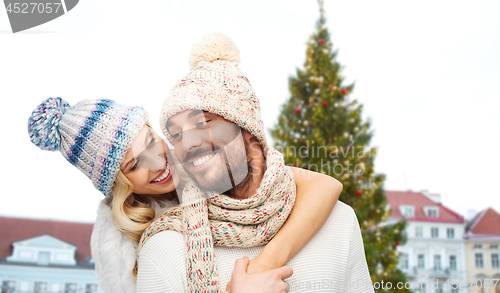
[{"x1": 181, "y1": 129, "x2": 204, "y2": 152}]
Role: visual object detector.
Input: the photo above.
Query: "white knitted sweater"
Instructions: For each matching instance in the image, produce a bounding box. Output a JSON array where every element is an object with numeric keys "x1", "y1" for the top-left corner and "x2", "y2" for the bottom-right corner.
[
  {"x1": 90, "y1": 199, "x2": 177, "y2": 293},
  {"x1": 136, "y1": 201, "x2": 374, "y2": 293}
]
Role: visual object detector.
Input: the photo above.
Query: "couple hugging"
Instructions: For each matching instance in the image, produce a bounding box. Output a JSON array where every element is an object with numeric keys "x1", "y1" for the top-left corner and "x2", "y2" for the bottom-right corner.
[{"x1": 28, "y1": 33, "x2": 373, "y2": 293}]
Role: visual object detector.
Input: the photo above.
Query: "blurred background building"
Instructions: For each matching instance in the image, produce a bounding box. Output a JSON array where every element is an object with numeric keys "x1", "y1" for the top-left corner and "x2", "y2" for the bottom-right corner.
[
  {"x1": 0, "y1": 217, "x2": 101, "y2": 293},
  {"x1": 386, "y1": 190, "x2": 468, "y2": 293},
  {"x1": 465, "y1": 208, "x2": 500, "y2": 293}
]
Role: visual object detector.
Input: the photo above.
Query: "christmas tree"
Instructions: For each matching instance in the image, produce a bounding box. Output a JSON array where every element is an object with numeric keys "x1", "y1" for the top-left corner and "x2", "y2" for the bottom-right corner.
[{"x1": 270, "y1": 2, "x2": 411, "y2": 292}]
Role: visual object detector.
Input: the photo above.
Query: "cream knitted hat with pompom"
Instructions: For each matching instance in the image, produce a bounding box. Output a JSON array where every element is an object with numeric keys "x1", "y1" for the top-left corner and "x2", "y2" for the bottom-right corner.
[{"x1": 160, "y1": 32, "x2": 267, "y2": 148}]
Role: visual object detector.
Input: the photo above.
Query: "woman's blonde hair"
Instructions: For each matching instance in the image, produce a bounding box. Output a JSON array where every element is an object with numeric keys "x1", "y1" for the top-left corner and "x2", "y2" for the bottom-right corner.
[
  {"x1": 106, "y1": 147, "x2": 189, "y2": 243},
  {"x1": 107, "y1": 171, "x2": 156, "y2": 242}
]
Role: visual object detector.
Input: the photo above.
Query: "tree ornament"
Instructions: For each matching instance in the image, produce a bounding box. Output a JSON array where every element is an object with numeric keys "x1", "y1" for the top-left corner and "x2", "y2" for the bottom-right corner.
[
  {"x1": 328, "y1": 84, "x2": 335, "y2": 90},
  {"x1": 303, "y1": 120, "x2": 309, "y2": 126},
  {"x1": 295, "y1": 108, "x2": 301, "y2": 114},
  {"x1": 322, "y1": 48, "x2": 328, "y2": 54},
  {"x1": 308, "y1": 96, "x2": 316, "y2": 105},
  {"x1": 341, "y1": 88, "x2": 348, "y2": 95},
  {"x1": 322, "y1": 101, "x2": 328, "y2": 107},
  {"x1": 356, "y1": 189, "x2": 362, "y2": 196},
  {"x1": 318, "y1": 76, "x2": 324, "y2": 84},
  {"x1": 314, "y1": 88, "x2": 320, "y2": 95},
  {"x1": 318, "y1": 38, "x2": 325, "y2": 44},
  {"x1": 395, "y1": 241, "x2": 400, "y2": 246}
]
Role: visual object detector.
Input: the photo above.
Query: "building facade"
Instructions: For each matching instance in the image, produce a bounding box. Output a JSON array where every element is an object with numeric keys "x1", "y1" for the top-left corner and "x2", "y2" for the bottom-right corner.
[
  {"x1": 0, "y1": 216, "x2": 102, "y2": 293},
  {"x1": 464, "y1": 208, "x2": 500, "y2": 293},
  {"x1": 386, "y1": 190, "x2": 467, "y2": 293}
]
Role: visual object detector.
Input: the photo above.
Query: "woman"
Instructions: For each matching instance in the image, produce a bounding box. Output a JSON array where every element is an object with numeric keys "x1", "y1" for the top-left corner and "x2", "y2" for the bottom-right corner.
[{"x1": 27, "y1": 97, "x2": 342, "y2": 293}]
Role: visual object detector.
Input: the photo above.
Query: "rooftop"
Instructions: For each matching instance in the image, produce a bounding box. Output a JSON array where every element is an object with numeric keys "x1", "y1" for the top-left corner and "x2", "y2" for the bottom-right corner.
[
  {"x1": 0, "y1": 216, "x2": 94, "y2": 265},
  {"x1": 466, "y1": 207, "x2": 500, "y2": 237},
  {"x1": 385, "y1": 190, "x2": 464, "y2": 223}
]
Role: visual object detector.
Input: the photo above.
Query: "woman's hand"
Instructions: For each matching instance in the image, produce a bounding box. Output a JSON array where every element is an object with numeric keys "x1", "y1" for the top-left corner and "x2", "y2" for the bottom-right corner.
[{"x1": 225, "y1": 256, "x2": 292, "y2": 293}]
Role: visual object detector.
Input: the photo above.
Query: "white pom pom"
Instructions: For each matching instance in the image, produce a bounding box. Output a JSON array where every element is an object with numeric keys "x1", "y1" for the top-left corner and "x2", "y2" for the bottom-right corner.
[{"x1": 189, "y1": 32, "x2": 241, "y2": 70}]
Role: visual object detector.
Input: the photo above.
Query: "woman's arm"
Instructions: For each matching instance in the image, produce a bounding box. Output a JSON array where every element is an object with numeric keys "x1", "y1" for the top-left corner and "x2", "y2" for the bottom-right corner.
[
  {"x1": 226, "y1": 168, "x2": 342, "y2": 291},
  {"x1": 247, "y1": 167, "x2": 342, "y2": 273}
]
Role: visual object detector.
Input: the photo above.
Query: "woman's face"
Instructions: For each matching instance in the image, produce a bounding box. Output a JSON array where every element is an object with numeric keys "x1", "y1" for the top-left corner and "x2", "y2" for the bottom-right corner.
[{"x1": 120, "y1": 125, "x2": 180, "y2": 196}]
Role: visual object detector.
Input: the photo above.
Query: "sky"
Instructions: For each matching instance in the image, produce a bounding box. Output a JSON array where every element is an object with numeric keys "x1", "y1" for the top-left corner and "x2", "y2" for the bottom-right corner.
[{"x1": 1, "y1": 0, "x2": 499, "y2": 222}]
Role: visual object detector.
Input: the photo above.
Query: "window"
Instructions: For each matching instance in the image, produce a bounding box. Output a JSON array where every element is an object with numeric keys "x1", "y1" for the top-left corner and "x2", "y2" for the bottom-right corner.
[
  {"x1": 64, "y1": 283, "x2": 78, "y2": 293},
  {"x1": 37, "y1": 251, "x2": 50, "y2": 265},
  {"x1": 431, "y1": 227, "x2": 439, "y2": 238},
  {"x1": 418, "y1": 254, "x2": 425, "y2": 269},
  {"x1": 421, "y1": 283, "x2": 426, "y2": 293},
  {"x1": 475, "y1": 253, "x2": 484, "y2": 268},
  {"x1": 478, "y1": 279, "x2": 486, "y2": 293},
  {"x1": 34, "y1": 281, "x2": 48, "y2": 293},
  {"x1": 474, "y1": 244, "x2": 483, "y2": 249},
  {"x1": 447, "y1": 228, "x2": 455, "y2": 239},
  {"x1": 399, "y1": 253, "x2": 409, "y2": 269},
  {"x1": 449, "y1": 255, "x2": 457, "y2": 271},
  {"x1": 400, "y1": 205, "x2": 415, "y2": 217},
  {"x1": 85, "y1": 284, "x2": 98, "y2": 293},
  {"x1": 434, "y1": 255, "x2": 441, "y2": 270},
  {"x1": 1, "y1": 280, "x2": 16, "y2": 293},
  {"x1": 425, "y1": 207, "x2": 439, "y2": 218},
  {"x1": 494, "y1": 278, "x2": 500, "y2": 293},
  {"x1": 491, "y1": 245, "x2": 499, "y2": 249},
  {"x1": 492, "y1": 254, "x2": 499, "y2": 269},
  {"x1": 416, "y1": 226, "x2": 423, "y2": 238}
]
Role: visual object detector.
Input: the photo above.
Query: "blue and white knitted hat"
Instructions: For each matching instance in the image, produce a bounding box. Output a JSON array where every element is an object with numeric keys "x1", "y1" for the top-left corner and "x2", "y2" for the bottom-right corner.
[{"x1": 28, "y1": 97, "x2": 148, "y2": 196}]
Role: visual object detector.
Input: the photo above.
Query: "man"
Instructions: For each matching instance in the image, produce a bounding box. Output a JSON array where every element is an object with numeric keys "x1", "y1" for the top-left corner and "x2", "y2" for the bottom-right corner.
[{"x1": 136, "y1": 33, "x2": 374, "y2": 293}]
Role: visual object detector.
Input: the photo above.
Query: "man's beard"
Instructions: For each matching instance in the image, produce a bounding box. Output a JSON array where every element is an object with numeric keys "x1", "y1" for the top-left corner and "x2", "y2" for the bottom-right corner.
[
  {"x1": 224, "y1": 138, "x2": 254, "y2": 198},
  {"x1": 183, "y1": 138, "x2": 254, "y2": 198}
]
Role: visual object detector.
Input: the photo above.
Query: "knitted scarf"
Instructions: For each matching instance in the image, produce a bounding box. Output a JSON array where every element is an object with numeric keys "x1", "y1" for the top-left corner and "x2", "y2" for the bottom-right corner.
[{"x1": 136, "y1": 146, "x2": 296, "y2": 292}]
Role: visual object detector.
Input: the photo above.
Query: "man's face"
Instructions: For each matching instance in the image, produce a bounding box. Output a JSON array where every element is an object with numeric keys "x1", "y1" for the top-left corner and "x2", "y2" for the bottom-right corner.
[{"x1": 166, "y1": 110, "x2": 248, "y2": 194}]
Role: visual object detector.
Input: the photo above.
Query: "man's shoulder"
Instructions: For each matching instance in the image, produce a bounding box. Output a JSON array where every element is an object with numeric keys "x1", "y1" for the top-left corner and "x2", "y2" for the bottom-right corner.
[
  {"x1": 328, "y1": 200, "x2": 357, "y2": 226},
  {"x1": 333, "y1": 200, "x2": 354, "y2": 213},
  {"x1": 305, "y1": 200, "x2": 359, "y2": 246}
]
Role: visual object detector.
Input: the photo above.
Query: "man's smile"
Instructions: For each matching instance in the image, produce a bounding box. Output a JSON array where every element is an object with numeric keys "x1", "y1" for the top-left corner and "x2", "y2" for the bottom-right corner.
[{"x1": 188, "y1": 151, "x2": 219, "y2": 171}]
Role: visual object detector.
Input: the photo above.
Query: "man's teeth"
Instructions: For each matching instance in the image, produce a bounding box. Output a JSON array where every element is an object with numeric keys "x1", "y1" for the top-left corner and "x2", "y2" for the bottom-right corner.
[
  {"x1": 192, "y1": 153, "x2": 215, "y2": 167},
  {"x1": 152, "y1": 168, "x2": 170, "y2": 182}
]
